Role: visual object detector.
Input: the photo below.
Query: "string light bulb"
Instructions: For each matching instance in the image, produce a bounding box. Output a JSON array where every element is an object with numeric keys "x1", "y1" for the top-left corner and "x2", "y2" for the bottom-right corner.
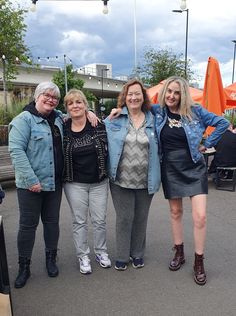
[
  {"x1": 30, "y1": 0, "x2": 38, "y2": 12},
  {"x1": 180, "y1": 0, "x2": 187, "y2": 11},
  {"x1": 30, "y1": 1, "x2": 109, "y2": 15},
  {"x1": 102, "y1": 0, "x2": 109, "y2": 14}
]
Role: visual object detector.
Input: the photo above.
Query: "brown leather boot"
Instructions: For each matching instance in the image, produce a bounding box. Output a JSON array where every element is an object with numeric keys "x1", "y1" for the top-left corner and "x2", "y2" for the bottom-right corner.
[
  {"x1": 169, "y1": 243, "x2": 185, "y2": 271},
  {"x1": 193, "y1": 253, "x2": 207, "y2": 285}
]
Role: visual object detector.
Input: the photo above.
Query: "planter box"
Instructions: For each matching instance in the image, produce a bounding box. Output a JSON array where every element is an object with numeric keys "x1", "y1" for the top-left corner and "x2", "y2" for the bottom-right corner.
[{"x1": 0, "y1": 126, "x2": 8, "y2": 146}]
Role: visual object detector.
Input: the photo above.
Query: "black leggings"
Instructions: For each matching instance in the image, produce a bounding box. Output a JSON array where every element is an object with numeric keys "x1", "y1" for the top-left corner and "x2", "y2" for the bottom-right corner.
[{"x1": 16, "y1": 185, "x2": 62, "y2": 258}]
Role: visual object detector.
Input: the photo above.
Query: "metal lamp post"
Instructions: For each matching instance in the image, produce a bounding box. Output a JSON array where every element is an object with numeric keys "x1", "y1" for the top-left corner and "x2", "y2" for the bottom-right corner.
[
  {"x1": 133, "y1": 0, "x2": 137, "y2": 76},
  {"x1": 63, "y1": 54, "x2": 68, "y2": 94},
  {"x1": 101, "y1": 68, "x2": 109, "y2": 110},
  {"x1": 172, "y1": 0, "x2": 189, "y2": 78},
  {"x1": 232, "y1": 40, "x2": 236, "y2": 84}
]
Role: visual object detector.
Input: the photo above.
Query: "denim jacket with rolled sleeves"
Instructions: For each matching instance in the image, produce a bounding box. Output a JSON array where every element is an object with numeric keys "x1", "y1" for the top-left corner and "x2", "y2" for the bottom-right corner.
[
  {"x1": 104, "y1": 106, "x2": 161, "y2": 194},
  {"x1": 9, "y1": 110, "x2": 64, "y2": 191},
  {"x1": 151, "y1": 104, "x2": 230, "y2": 163}
]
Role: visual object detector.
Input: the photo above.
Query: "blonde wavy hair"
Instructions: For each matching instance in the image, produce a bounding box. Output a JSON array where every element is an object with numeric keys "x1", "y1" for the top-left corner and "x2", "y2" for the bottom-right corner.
[{"x1": 158, "y1": 76, "x2": 195, "y2": 120}]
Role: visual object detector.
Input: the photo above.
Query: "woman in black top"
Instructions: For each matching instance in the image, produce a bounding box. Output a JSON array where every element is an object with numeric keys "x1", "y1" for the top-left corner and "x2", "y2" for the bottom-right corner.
[{"x1": 63, "y1": 89, "x2": 111, "y2": 275}]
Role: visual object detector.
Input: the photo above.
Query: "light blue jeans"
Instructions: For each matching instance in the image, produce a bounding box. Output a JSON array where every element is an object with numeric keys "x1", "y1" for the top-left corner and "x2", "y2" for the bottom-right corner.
[{"x1": 64, "y1": 179, "x2": 109, "y2": 259}]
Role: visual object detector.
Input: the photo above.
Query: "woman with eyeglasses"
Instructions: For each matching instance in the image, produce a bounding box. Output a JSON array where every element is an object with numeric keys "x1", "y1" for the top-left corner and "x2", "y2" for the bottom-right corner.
[{"x1": 9, "y1": 82, "x2": 64, "y2": 288}]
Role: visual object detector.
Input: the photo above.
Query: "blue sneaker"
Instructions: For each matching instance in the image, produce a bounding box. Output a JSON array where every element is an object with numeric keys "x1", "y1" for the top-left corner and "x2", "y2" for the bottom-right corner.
[
  {"x1": 130, "y1": 257, "x2": 144, "y2": 269},
  {"x1": 115, "y1": 261, "x2": 127, "y2": 271}
]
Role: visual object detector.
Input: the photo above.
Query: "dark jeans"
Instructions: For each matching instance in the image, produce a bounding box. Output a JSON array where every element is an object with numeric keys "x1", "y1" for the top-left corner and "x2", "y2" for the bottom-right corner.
[{"x1": 16, "y1": 185, "x2": 62, "y2": 258}]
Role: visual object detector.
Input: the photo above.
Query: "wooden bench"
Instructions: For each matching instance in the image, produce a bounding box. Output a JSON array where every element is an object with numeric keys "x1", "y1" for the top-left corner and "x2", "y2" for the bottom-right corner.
[
  {"x1": 0, "y1": 147, "x2": 15, "y2": 187},
  {"x1": 215, "y1": 167, "x2": 236, "y2": 192}
]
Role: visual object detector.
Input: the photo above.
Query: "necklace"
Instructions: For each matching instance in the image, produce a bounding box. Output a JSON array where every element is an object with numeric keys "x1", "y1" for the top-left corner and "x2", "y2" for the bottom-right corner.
[{"x1": 167, "y1": 116, "x2": 182, "y2": 128}]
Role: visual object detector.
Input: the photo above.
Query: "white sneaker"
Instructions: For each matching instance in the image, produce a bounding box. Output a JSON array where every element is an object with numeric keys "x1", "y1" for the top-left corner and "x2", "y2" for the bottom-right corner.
[
  {"x1": 96, "y1": 253, "x2": 112, "y2": 268},
  {"x1": 79, "y1": 256, "x2": 92, "y2": 274}
]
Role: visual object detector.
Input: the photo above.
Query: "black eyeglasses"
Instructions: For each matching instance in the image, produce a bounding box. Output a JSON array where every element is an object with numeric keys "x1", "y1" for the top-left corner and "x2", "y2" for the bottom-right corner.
[{"x1": 42, "y1": 93, "x2": 59, "y2": 103}]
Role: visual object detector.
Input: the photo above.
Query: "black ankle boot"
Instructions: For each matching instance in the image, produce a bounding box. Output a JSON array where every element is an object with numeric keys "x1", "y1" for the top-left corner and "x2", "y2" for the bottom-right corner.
[
  {"x1": 14, "y1": 257, "x2": 31, "y2": 289},
  {"x1": 46, "y1": 249, "x2": 59, "y2": 277},
  {"x1": 169, "y1": 243, "x2": 185, "y2": 271},
  {"x1": 193, "y1": 253, "x2": 207, "y2": 285}
]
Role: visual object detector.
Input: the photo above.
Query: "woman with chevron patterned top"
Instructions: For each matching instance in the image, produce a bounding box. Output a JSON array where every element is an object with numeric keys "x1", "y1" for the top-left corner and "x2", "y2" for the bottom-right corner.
[{"x1": 104, "y1": 79, "x2": 161, "y2": 271}]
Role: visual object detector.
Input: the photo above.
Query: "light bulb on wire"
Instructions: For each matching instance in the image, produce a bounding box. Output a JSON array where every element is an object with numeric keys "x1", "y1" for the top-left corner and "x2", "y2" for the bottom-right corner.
[
  {"x1": 180, "y1": 0, "x2": 187, "y2": 11},
  {"x1": 103, "y1": 1, "x2": 109, "y2": 14},
  {"x1": 30, "y1": 0, "x2": 37, "y2": 12}
]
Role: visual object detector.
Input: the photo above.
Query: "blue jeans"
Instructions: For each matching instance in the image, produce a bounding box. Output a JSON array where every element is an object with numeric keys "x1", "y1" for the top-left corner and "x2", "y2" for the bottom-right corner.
[
  {"x1": 17, "y1": 185, "x2": 62, "y2": 258},
  {"x1": 64, "y1": 179, "x2": 109, "y2": 258}
]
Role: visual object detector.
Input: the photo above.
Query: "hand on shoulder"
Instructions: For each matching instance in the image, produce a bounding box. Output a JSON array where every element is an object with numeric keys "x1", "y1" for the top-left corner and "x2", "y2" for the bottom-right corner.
[{"x1": 108, "y1": 108, "x2": 122, "y2": 120}]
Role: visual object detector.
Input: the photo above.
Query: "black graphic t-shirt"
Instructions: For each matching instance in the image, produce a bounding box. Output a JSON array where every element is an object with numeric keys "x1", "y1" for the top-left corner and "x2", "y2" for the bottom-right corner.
[
  {"x1": 71, "y1": 120, "x2": 99, "y2": 183},
  {"x1": 160, "y1": 108, "x2": 188, "y2": 152}
]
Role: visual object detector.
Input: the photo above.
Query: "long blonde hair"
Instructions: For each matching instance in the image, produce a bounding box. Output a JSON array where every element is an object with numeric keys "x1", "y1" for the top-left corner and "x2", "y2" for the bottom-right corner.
[{"x1": 158, "y1": 76, "x2": 195, "y2": 120}]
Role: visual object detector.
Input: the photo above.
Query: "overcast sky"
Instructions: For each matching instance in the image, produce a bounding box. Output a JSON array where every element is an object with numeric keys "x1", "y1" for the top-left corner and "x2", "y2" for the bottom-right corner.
[{"x1": 19, "y1": 0, "x2": 236, "y2": 88}]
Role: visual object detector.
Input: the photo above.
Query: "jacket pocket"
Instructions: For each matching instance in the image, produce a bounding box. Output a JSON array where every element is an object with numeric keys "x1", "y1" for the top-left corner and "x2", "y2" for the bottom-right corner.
[
  {"x1": 109, "y1": 123, "x2": 122, "y2": 132},
  {"x1": 31, "y1": 135, "x2": 44, "y2": 141}
]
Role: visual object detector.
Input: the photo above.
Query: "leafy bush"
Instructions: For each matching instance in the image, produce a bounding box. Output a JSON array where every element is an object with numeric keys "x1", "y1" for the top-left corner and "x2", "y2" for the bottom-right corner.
[
  {"x1": 224, "y1": 111, "x2": 236, "y2": 127},
  {"x1": 0, "y1": 99, "x2": 27, "y2": 125}
]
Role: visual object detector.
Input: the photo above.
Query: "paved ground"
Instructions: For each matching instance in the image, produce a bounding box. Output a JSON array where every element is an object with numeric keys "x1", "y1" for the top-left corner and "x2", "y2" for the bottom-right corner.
[{"x1": 1, "y1": 180, "x2": 236, "y2": 316}]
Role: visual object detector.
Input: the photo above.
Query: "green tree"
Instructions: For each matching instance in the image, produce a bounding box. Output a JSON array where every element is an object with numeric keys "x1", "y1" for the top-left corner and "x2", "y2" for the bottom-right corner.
[
  {"x1": 137, "y1": 47, "x2": 194, "y2": 86},
  {"x1": 103, "y1": 99, "x2": 117, "y2": 117},
  {"x1": 0, "y1": 0, "x2": 30, "y2": 109},
  {"x1": 52, "y1": 64, "x2": 97, "y2": 112}
]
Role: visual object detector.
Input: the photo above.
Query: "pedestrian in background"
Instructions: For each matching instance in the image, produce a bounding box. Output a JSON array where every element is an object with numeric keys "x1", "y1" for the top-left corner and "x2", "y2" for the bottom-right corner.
[
  {"x1": 208, "y1": 123, "x2": 236, "y2": 179},
  {"x1": 63, "y1": 89, "x2": 111, "y2": 275},
  {"x1": 104, "y1": 79, "x2": 161, "y2": 271},
  {"x1": 9, "y1": 82, "x2": 64, "y2": 288}
]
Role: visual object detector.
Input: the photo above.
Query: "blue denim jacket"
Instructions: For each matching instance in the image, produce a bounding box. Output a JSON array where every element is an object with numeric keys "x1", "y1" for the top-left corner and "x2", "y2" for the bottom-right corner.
[
  {"x1": 151, "y1": 104, "x2": 230, "y2": 163},
  {"x1": 9, "y1": 110, "x2": 64, "y2": 191},
  {"x1": 104, "y1": 107, "x2": 161, "y2": 194}
]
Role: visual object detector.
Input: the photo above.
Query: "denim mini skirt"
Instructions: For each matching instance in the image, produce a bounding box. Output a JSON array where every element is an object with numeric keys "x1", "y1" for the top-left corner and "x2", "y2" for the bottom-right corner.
[{"x1": 161, "y1": 148, "x2": 208, "y2": 199}]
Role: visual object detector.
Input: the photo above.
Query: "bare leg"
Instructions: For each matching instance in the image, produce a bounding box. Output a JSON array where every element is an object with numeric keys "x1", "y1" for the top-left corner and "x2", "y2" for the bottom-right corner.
[
  {"x1": 191, "y1": 194, "x2": 207, "y2": 255},
  {"x1": 168, "y1": 198, "x2": 184, "y2": 245},
  {"x1": 191, "y1": 194, "x2": 207, "y2": 285}
]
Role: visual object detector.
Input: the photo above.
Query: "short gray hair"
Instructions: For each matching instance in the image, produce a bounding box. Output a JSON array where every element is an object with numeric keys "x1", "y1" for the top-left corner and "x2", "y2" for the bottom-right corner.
[{"x1": 34, "y1": 82, "x2": 60, "y2": 100}]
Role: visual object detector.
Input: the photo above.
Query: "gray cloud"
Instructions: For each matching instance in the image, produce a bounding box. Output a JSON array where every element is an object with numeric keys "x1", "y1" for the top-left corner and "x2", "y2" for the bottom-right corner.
[{"x1": 19, "y1": 0, "x2": 236, "y2": 87}]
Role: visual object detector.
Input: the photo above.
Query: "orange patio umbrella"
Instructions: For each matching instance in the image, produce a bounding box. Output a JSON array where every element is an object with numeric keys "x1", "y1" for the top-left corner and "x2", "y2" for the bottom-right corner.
[
  {"x1": 147, "y1": 80, "x2": 203, "y2": 104},
  {"x1": 224, "y1": 82, "x2": 236, "y2": 109},
  {"x1": 189, "y1": 86, "x2": 203, "y2": 103},
  {"x1": 202, "y1": 56, "x2": 226, "y2": 134},
  {"x1": 223, "y1": 83, "x2": 236, "y2": 125},
  {"x1": 146, "y1": 80, "x2": 165, "y2": 103}
]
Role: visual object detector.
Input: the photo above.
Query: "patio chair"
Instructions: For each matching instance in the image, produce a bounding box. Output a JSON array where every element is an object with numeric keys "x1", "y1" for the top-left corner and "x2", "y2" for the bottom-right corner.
[{"x1": 215, "y1": 167, "x2": 236, "y2": 192}]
